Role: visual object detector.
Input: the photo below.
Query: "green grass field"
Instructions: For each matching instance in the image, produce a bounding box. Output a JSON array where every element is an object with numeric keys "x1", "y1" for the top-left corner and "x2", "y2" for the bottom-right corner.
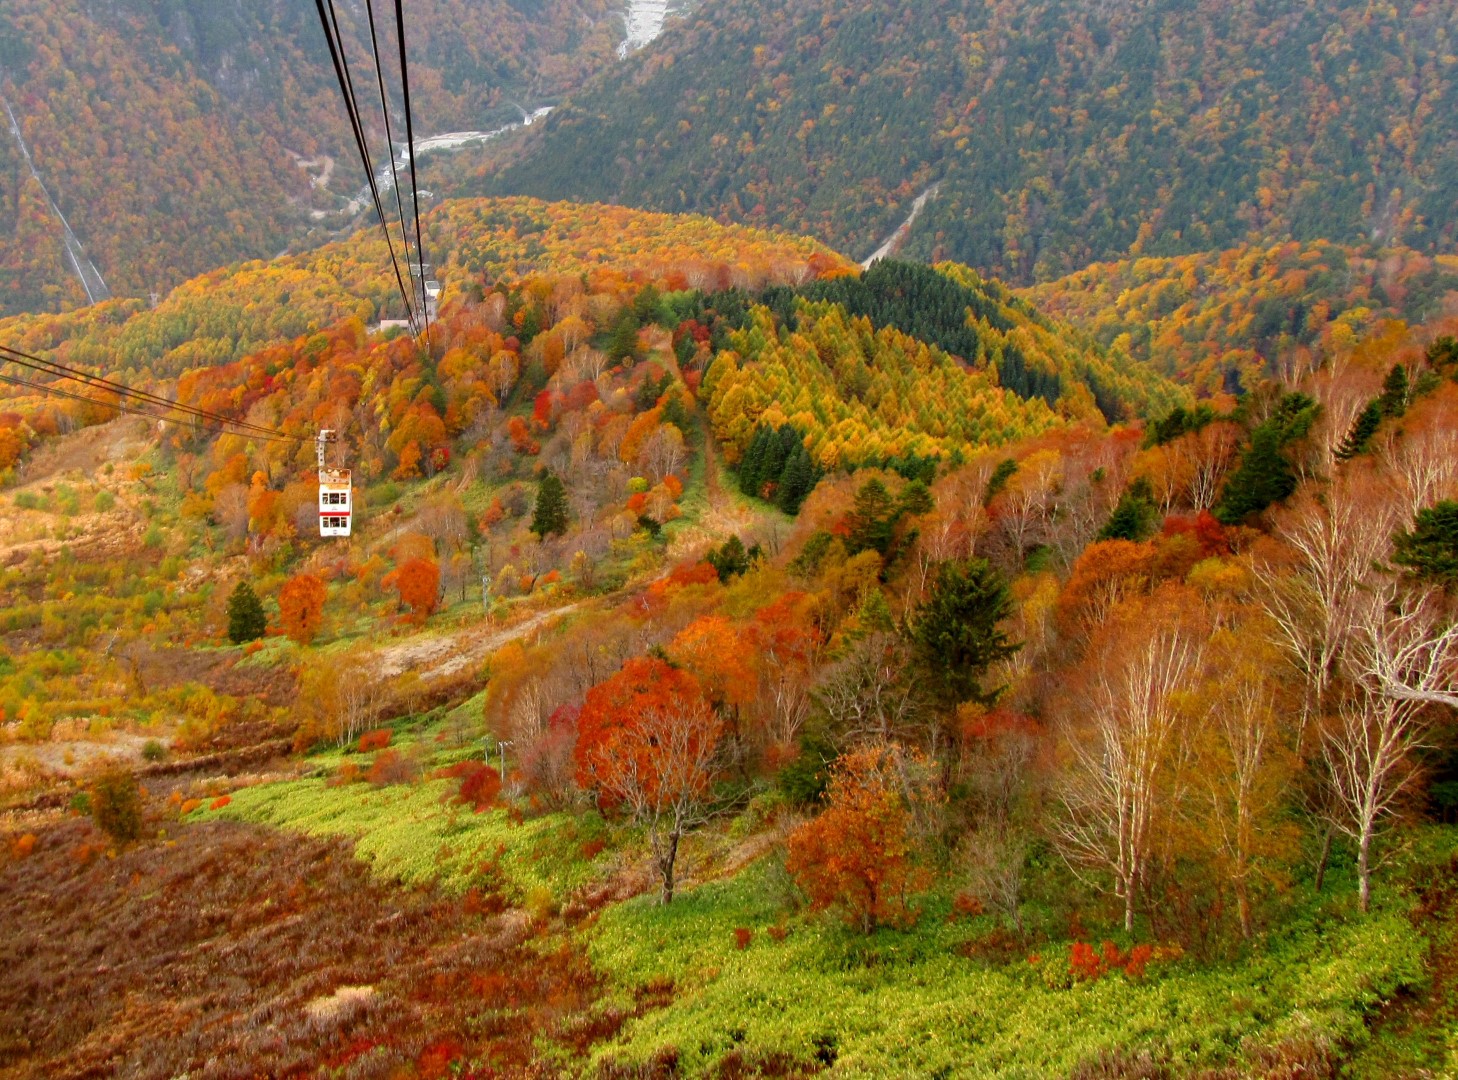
[{"x1": 201, "y1": 719, "x2": 1455, "y2": 1079}]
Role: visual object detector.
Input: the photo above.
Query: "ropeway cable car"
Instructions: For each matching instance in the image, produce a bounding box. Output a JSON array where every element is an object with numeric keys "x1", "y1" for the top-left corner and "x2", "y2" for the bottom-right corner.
[{"x1": 317, "y1": 429, "x2": 352, "y2": 538}]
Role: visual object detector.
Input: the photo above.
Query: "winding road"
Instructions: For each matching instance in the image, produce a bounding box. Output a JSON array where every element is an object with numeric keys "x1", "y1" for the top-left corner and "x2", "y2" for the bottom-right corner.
[{"x1": 862, "y1": 182, "x2": 942, "y2": 269}]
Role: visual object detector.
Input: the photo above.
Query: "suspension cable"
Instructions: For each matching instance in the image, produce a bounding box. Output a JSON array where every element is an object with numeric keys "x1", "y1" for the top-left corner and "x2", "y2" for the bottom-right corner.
[
  {"x1": 0, "y1": 344, "x2": 302, "y2": 441},
  {"x1": 393, "y1": 0, "x2": 432, "y2": 346},
  {"x1": 313, "y1": 0, "x2": 418, "y2": 328}
]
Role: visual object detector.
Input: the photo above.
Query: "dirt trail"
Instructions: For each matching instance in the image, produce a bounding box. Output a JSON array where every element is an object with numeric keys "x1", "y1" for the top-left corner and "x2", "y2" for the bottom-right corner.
[{"x1": 373, "y1": 600, "x2": 584, "y2": 681}]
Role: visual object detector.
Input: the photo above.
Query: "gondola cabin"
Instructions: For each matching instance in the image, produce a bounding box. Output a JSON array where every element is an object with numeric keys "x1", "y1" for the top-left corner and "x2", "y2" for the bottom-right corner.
[{"x1": 319, "y1": 467, "x2": 352, "y2": 537}]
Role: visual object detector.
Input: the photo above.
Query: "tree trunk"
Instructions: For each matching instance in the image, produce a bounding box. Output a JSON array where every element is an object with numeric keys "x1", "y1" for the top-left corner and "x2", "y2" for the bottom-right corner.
[
  {"x1": 1123, "y1": 880, "x2": 1136, "y2": 934},
  {"x1": 659, "y1": 829, "x2": 680, "y2": 905},
  {"x1": 1357, "y1": 829, "x2": 1371, "y2": 914},
  {"x1": 1314, "y1": 828, "x2": 1333, "y2": 893},
  {"x1": 1236, "y1": 881, "x2": 1252, "y2": 940}
]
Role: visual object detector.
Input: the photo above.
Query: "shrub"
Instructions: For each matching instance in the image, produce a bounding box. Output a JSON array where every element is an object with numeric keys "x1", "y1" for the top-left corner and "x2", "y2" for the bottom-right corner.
[
  {"x1": 141, "y1": 739, "x2": 166, "y2": 762},
  {"x1": 11, "y1": 833, "x2": 36, "y2": 859},
  {"x1": 733, "y1": 927, "x2": 753, "y2": 951},
  {"x1": 209, "y1": 795, "x2": 232, "y2": 811},
  {"x1": 439, "y1": 760, "x2": 501, "y2": 811},
  {"x1": 1069, "y1": 940, "x2": 1156, "y2": 982},
  {"x1": 90, "y1": 770, "x2": 143, "y2": 842},
  {"x1": 180, "y1": 798, "x2": 203, "y2": 815},
  {"x1": 358, "y1": 728, "x2": 393, "y2": 753},
  {"x1": 951, "y1": 892, "x2": 985, "y2": 921},
  {"x1": 366, "y1": 749, "x2": 419, "y2": 786}
]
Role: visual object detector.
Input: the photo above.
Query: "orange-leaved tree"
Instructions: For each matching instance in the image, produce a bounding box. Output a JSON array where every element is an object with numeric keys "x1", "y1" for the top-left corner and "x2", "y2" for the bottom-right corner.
[
  {"x1": 575, "y1": 656, "x2": 722, "y2": 903},
  {"x1": 786, "y1": 741, "x2": 943, "y2": 933},
  {"x1": 278, "y1": 573, "x2": 327, "y2": 645},
  {"x1": 389, "y1": 557, "x2": 441, "y2": 623}
]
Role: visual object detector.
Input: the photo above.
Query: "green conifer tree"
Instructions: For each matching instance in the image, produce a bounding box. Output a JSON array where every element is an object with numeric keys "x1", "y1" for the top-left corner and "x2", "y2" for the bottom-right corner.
[
  {"x1": 1393, "y1": 501, "x2": 1458, "y2": 588},
  {"x1": 777, "y1": 447, "x2": 817, "y2": 514},
  {"x1": 908, "y1": 558, "x2": 1021, "y2": 707},
  {"x1": 1379, "y1": 365, "x2": 1409, "y2": 417},
  {"x1": 846, "y1": 477, "x2": 897, "y2": 556},
  {"x1": 1336, "y1": 401, "x2": 1382, "y2": 460},
  {"x1": 1098, "y1": 478, "x2": 1158, "y2": 541},
  {"x1": 531, "y1": 472, "x2": 570, "y2": 539},
  {"x1": 226, "y1": 580, "x2": 267, "y2": 645}
]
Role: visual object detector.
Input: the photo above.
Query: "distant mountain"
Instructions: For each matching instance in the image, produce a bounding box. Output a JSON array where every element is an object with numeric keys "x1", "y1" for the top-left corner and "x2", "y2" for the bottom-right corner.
[
  {"x1": 0, "y1": 0, "x2": 631, "y2": 318},
  {"x1": 493, "y1": 0, "x2": 1458, "y2": 284}
]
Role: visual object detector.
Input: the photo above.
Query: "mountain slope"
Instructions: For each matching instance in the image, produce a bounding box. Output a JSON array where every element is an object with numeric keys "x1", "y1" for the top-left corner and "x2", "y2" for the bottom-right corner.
[
  {"x1": 0, "y1": 0, "x2": 629, "y2": 318},
  {"x1": 0, "y1": 196, "x2": 852, "y2": 381},
  {"x1": 493, "y1": 0, "x2": 1458, "y2": 283}
]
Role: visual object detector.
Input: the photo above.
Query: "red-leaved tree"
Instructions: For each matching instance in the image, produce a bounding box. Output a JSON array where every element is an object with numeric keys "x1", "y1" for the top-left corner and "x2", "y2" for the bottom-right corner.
[
  {"x1": 786, "y1": 741, "x2": 942, "y2": 933},
  {"x1": 278, "y1": 573, "x2": 327, "y2": 645},
  {"x1": 389, "y1": 557, "x2": 441, "y2": 623},
  {"x1": 575, "y1": 657, "x2": 722, "y2": 903}
]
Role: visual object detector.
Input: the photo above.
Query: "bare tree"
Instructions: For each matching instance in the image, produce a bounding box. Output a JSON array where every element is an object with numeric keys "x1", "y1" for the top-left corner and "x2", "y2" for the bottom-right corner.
[
  {"x1": 1384, "y1": 417, "x2": 1458, "y2": 519},
  {"x1": 961, "y1": 827, "x2": 1029, "y2": 935},
  {"x1": 1320, "y1": 587, "x2": 1458, "y2": 910},
  {"x1": 639, "y1": 424, "x2": 687, "y2": 483},
  {"x1": 1053, "y1": 598, "x2": 1206, "y2": 932},
  {"x1": 815, "y1": 632, "x2": 921, "y2": 747},
  {"x1": 1257, "y1": 471, "x2": 1401, "y2": 729}
]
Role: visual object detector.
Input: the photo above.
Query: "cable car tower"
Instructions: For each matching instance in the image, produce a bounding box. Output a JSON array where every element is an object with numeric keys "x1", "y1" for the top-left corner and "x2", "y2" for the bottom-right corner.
[{"x1": 317, "y1": 429, "x2": 352, "y2": 538}]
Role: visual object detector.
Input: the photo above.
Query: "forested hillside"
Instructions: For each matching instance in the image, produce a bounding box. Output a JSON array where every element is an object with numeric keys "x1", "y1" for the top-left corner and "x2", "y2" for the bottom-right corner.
[
  {"x1": 3, "y1": 216, "x2": 1458, "y2": 1072},
  {"x1": 0, "y1": 0, "x2": 629, "y2": 318},
  {"x1": 1027, "y1": 242, "x2": 1458, "y2": 394},
  {"x1": 0, "y1": 197, "x2": 849, "y2": 382},
  {"x1": 494, "y1": 0, "x2": 1458, "y2": 281}
]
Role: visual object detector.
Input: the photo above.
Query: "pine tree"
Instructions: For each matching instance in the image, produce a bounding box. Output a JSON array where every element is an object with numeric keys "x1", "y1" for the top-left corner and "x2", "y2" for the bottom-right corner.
[
  {"x1": 1393, "y1": 501, "x2": 1458, "y2": 588},
  {"x1": 908, "y1": 557, "x2": 1021, "y2": 707},
  {"x1": 1335, "y1": 401, "x2": 1382, "y2": 460},
  {"x1": 1214, "y1": 394, "x2": 1316, "y2": 524},
  {"x1": 983, "y1": 458, "x2": 1018, "y2": 505},
  {"x1": 1098, "y1": 478, "x2": 1158, "y2": 541},
  {"x1": 1379, "y1": 365, "x2": 1409, "y2": 417},
  {"x1": 707, "y1": 535, "x2": 751, "y2": 580},
  {"x1": 226, "y1": 580, "x2": 267, "y2": 645},
  {"x1": 846, "y1": 477, "x2": 897, "y2": 555},
  {"x1": 777, "y1": 447, "x2": 817, "y2": 514},
  {"x1": 1214, "y1": 425, "x2": 1296, "y2": 524},
  {"x1": 1427, "y1": 336, "x2": 1458, "y2": 375},
  {"x1": 531, "y1": 471, "x2": 570, "y2": 539},
  {"x1": 739, "y1": 426, "x2": 771, "y2": 497}
]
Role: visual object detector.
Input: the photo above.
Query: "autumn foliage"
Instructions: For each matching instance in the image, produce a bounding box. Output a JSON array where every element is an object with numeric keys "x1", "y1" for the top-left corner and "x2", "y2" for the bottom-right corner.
[
  {"x1": 278, "y1": 573, "x2": 327, "y2": 645},
  {"x1": 576, "y1": 657, "x2": 723, "y2": 903},
  {"x1": 389, "y1": 558, "x2": 441, "y2": 623},
  {"x1": 786, "y1": 742, "x2": 941, "y2": 933}
]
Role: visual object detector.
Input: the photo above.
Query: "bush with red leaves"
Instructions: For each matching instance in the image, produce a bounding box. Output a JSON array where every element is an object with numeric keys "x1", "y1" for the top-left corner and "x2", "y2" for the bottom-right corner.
[
  {"x1": 438, "y1": 760, "x2": 501, "y2": 811},
  {"x1": 358, "y1": 729, "x2": 393, "y2": 753},
  {"x1": 733, "y1": 927, "x2": 753, "y2": 950},
  {"x1": 1070, "y1": 939, "x2": 1155, "y2": 982},
  {"x1": 366, "y1": 750, "x2": 419, "y2": 787}
]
